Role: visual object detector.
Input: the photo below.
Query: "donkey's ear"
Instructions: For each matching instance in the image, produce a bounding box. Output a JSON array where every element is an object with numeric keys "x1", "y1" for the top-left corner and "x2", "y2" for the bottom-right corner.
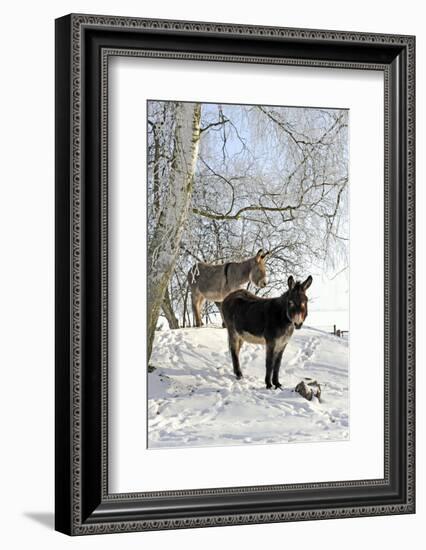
[
  {"x1": 288, "y1": 275, "x2": 295, "y2": 289},
  {"x1": 302, "y1": 275, "x2": 313, "y2": 291},
  {"x1": 255, "y1": 249, "x2": 264, "y2": 262}
]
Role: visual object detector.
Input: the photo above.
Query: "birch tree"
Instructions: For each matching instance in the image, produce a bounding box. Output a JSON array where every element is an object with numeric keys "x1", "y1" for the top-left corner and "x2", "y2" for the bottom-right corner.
[{"x1": 147, "y1": 101, "x2": 201, "y2": 360}]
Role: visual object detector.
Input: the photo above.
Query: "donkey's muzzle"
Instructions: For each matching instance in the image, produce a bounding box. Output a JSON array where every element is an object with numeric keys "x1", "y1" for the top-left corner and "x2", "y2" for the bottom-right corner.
[{"x1": 292, "y1": 313, "x2": 304, "y2": 329}]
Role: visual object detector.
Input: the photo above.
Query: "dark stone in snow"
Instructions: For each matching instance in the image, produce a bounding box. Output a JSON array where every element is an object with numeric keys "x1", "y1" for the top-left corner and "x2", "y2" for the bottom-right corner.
[{"x1": 295, "y1": 379, "x2": 321, "y2": 401}]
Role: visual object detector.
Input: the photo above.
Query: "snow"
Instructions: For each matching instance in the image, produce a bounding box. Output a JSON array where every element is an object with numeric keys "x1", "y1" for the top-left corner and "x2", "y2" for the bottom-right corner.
[{"x1": 148, "y1": 326, "x2": 349, "y2": 449}]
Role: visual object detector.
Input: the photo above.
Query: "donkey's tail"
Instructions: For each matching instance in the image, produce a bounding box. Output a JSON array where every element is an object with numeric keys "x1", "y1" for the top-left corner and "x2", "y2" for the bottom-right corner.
[{"x1": 188, "y1": 263, "x2": 200, "y2": 285}]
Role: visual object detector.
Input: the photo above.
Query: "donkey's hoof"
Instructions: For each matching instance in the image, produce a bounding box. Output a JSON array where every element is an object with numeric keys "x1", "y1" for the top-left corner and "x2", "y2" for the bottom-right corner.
[
  {"x1": 265, "y1": 383, "x2": 273, "y2": 389},
  {"x1": 235, "y1": 372, "x2": 243, "y2": 380},
  {"x1": 273, "y1": 383, "x2": 282, "y2": 390}
]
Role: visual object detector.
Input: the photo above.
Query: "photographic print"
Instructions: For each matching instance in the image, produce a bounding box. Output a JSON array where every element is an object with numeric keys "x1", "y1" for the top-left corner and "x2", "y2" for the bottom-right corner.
[{"x1": 147, "y1": 100, "x2": 349, "y2": 449}]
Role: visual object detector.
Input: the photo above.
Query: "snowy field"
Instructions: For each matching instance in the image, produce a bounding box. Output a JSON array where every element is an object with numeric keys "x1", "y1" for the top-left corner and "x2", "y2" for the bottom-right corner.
[{"x1": 148, "y1": 325, "x2": 349, "y2": 449}]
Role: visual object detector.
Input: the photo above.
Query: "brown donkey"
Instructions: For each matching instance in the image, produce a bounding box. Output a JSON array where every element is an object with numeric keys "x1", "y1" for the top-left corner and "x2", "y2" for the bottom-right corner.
[
  {"x1": 222, "y1": 275, "x2": 313, "y2": 389},
  {"x1": 187, "y1": 250, "x2": 269, "y2": 327}
]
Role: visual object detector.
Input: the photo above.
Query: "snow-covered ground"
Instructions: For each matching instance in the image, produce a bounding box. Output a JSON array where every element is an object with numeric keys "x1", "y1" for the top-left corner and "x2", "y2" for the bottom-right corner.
[{"x1": 148, "y1": 325, "x2": 349, "y2": 449}]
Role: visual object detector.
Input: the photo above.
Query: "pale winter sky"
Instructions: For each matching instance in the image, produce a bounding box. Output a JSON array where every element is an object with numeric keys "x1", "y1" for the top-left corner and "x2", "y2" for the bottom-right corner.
[{"x1": 306, "y1": 265, "x2": 349, "y2": 331}]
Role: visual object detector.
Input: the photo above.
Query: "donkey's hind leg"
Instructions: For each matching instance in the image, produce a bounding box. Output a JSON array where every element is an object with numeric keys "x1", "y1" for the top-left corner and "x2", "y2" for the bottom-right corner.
[
  {"x1": 228, "y1": 331, "x2": 243, "y2": 379},
  {"x1": 191, "y1": 291, "x2": 205, "y2": 327},
  {"x1": 215, "y1": 301, "x2": 226, "y2": 328}
]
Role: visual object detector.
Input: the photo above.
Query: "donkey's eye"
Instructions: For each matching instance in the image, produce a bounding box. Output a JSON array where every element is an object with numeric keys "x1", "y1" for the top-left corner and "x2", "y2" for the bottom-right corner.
[{"x1": 289, "y1": 301, "x2": 294, "y2": 307}]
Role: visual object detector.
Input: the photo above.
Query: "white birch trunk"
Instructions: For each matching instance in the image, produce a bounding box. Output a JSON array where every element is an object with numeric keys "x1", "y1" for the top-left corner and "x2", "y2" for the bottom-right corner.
[{"x1": 147, "y1": 102, "x2": 201, "y2": 361}]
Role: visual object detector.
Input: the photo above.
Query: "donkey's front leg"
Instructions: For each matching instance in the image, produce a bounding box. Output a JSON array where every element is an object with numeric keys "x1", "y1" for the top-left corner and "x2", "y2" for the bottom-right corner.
[
  {"x1": 272, "y1": 346, "x2": 286, "y2": 389},
  {"x1": 265, "y1": 342, "x2": 275, "y2": 389},
  {"x1": 265, "y1": 342, "x2": 285, "y2": 389}
]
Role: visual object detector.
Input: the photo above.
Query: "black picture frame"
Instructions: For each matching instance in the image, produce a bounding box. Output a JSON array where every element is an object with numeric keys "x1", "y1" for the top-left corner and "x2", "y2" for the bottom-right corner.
[{"x1": 55, "y1": 13, "x2": 416, "y2": 535}]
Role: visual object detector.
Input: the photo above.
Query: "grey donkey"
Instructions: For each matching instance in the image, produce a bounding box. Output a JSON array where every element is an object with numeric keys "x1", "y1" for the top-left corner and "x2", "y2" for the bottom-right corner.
[{"x1": 187, "y1": 249, "x2": 269, "y2": 327}]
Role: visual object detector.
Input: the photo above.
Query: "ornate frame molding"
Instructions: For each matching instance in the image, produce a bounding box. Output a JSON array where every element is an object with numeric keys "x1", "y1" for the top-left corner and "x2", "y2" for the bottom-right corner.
[{"x1": 55, "y1": 14, "x2": 415, "y2": 535}]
